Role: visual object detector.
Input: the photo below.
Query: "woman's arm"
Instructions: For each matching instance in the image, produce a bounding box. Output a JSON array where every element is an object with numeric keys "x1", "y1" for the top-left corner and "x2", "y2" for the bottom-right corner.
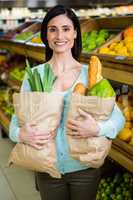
[
  {"x1": 97, "y1": 104, "x2": 125, "y2": 139},
  {"x1": 67, "y1": 103, "x2": 125, "y2": 139}
]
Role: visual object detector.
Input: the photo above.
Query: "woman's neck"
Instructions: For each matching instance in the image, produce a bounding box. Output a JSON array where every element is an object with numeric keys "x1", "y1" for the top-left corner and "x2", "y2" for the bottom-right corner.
[{"x1": 48, "y1": 52, "x2": 79, "y2": 76}]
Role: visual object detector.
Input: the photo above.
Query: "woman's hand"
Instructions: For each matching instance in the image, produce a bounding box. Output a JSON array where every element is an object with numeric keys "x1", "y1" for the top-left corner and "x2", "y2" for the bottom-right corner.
[
  {"x1": 19, "y1": 124, "x2": 56, "y2": 150},
  {"x1": 67, "y1": 109, "x2": 100, "y2": 138}
]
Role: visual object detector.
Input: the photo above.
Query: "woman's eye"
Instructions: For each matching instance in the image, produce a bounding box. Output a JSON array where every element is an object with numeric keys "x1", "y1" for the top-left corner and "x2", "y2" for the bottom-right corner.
[
  {"x1": 48, "y1": 28, "x2": 56, "y2": 32},
  {"x1": 63, "y1": 28, "x2": 70, "y2": 32}
]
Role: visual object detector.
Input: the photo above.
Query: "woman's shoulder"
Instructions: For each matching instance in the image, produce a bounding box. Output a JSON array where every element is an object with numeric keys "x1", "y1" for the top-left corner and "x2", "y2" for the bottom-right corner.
[{"x1": 31, "y1": 63, "x2": 45, "y2": 72}]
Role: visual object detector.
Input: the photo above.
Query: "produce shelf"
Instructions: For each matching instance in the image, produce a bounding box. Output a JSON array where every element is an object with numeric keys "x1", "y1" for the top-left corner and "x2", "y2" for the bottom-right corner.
[
  {"x1": 25, "y1": 43, "x2": 45, "y2": 62},
  {"x1": 6, "y1": 77, "x2": 21, "y2": 92},
  {"x1": 0, "y1": 108, "x2": 10, "y2": 135},
  {"x1": 0, "y1": 39, "x2": 27, "y2": 56},
  {"x1": 113, "y1": 138, "x2": 133, "y2": 158},
  {"x1": 0, "y1": 40, "x2": 133, "y2": 86},
  {"x1": 109, "y1": 146, "x2": 133, "y2": 173},
  {"x1": 80, "y1": 53, "x2": 133, "y2": 86},
  {"x1": 1, "y1": 76, "x2": 21, "y2": 92}
]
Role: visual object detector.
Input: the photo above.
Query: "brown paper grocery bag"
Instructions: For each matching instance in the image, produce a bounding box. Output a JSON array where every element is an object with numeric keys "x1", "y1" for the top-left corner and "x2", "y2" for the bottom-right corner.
[
  {"x1": 70, "y1": 136, "x2": 112, "y2": 168},
  {"x1": 8, "y1": 92, "x2": 64, "y2": 178},
  {"x1": 67, "y1": 93, "x2": 115, "y2": 168}
]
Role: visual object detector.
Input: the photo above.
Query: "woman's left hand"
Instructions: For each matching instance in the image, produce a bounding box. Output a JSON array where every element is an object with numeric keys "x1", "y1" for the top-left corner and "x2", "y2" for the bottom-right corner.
[{"x1": 67, "y1": 108, "x2": 100, "y2": 138}]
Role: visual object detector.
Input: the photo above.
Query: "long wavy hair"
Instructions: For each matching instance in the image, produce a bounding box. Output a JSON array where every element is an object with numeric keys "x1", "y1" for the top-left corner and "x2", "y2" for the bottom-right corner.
[{"x1": 41, "y1": 5, "x2": 82, "y2": 62}]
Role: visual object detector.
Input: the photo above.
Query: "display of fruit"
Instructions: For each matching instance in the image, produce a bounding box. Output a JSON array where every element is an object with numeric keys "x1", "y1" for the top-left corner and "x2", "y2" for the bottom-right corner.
[
  {"x1": 0, "y1": 87, "x2": 14, "y2": 118},
  {"x1": 31, "y1": 32, "x2": 43, "y2": 44},
  {"x1": 82, "y1": 29, "x2": 110, "y2": 52},
  {"x1": 117, "y1": 88, "x2": 133, "y2": 146},
  {"x1": 96, "y1": 172, "x2": 133, "y2": 200},
  {"x1": 9, "y1": 67, "x2": 25, "y2": 82},
  {"x1": 99, "y1": 27, "x2": 133, "y2": 57},
  {"x1": 118, "y1": 127, "x2": 132, "y2": 142},
  {"x1": 15, "y1": 31, "x2": 34, "y2": 41}
]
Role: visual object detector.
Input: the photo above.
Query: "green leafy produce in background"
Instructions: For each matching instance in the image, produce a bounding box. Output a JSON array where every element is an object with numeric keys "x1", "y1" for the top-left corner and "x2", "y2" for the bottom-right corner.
[
  {"x1": 96, "y1": 172, "x2": 133, "y2": 200},
  {"x1": 82, "y1": 29, "x2": 110, "y2": 52},
  {"x1": 15, "y1": 31, "x2": 33, "y2": 41},
  {"x1": 10, "y1": 68, "x2": 25, "y2": 82}
]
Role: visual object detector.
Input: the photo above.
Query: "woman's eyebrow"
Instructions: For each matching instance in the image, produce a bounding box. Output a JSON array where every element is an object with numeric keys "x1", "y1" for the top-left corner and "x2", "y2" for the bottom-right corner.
[
  {"x1": 48, "y1": 25, "x2": 72, "y2": 28},
  {"x1": 47, "y1": 25, "x2": 56, "y2": 28}
]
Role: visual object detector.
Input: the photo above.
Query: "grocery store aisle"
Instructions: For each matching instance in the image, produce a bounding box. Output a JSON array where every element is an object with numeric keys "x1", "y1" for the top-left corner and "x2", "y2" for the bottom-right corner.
[{"x1": 0, "y1": 138, "x2": 41, "y2": 200}]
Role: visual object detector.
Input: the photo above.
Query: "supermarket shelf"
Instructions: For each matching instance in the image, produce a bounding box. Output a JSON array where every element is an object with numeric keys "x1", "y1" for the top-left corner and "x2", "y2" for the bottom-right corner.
[
  {"x1": 6, "y1": 77, "x2": 21, "y2": 92},
  {"x1": 0, "y1": 40, "x2": 133, "y2": 86},
  {"x1": 113, "y1": 138, "x2": 133, "y2": 158},
  {"x1": 25, "y1": 43, "x2": 45, "y2": 62},
  {"x1": 1, "y1": 75, "x2": 21, "y2": 92},
  {"x1": 0, "y1": 39, "x2": 27, "y2": 56},
  {"x1": 80, "y1": 53, "x2": 133, "y2": 86},
  {"x1": 0, "y1": 109, "x2": 10, "y2": 135},
  {"x1": 109, "y1": 146, "x2": 133, "y2": 173}
]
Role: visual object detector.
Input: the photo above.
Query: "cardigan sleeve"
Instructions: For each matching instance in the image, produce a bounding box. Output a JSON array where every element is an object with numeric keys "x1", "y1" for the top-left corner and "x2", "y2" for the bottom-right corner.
[{"x1": 97, "y1": 104, "x2": 125, "y2": 139}]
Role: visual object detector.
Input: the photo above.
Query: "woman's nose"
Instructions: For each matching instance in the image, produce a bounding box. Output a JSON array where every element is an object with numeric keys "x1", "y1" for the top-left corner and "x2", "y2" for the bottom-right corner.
[{"x1": 56, "y1": 30, "x2": 63, "y2": 39}]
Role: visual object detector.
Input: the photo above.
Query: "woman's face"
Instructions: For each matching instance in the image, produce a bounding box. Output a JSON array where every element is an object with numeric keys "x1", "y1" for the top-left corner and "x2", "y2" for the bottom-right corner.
[{"x1": 47, "y1": 14, "x2": 77, "y2": 54}]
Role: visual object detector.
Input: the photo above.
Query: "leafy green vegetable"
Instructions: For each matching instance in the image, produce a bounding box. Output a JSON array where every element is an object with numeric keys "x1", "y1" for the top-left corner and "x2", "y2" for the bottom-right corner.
[
  {"x1": 25, "y1": 59, "x2": 36, "y2": 91},
  {"x1": 88, "y1": 79, "x2": 115, "y2": 97},
  {"x1": 43, "y1": 63, "x2": 57, "y2": 92},
  {"x1": 33, "y1": 68, "x2": 43, "y2": 91},
  {"x1": 25, "y1": 59, "x2": 57, "y2": 92}
]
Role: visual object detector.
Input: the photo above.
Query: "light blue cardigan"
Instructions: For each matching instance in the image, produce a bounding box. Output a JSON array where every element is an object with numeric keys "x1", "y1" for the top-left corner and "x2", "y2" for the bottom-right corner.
[{"x1": 9, "y1": 63, "x2": 125, "y2": 174}]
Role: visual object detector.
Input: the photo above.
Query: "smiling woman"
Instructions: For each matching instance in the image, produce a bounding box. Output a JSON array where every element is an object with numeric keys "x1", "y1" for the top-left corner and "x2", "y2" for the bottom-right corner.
[
  {"x1": 9, "y1": 4, "x2": 125, "y2": 200},
  {"x1": 46, "y1": 15, "x2": 77, "y2": 54}
]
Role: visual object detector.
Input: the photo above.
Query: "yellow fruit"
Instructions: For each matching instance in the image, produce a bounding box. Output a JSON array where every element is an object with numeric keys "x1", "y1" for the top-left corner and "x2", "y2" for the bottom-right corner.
[
  {"x1": 124, "y1": 121, "x2": 132, "y2": 128},
  {"x1": 129, "y1": 51, "x2": 133, "y2": 57},
  {"x1": 126, "y1": 42, "x2": 133, "y2": 51},
  {"x1": 116, "y1": 46, "x2": 128, "y2": 56},
  {"x1": 107, "y1": 51, "x2": 116, "y2": 55},
  {"x1": 118, "y1": 128, "x2": 132, "y2": 142},
  {"x1": 123, "y1": 106, "x2": 133, "y2": 121},
  {"x1": 31, "y1": 37, "x2": 42, "y2": 43},
  {"x1": 123, "y1": 37, "x2": 133, "y2": 45},
  {"x1": 99, "y1": 47, "x2": 109, "y2": 54},
  {"x1": 114, "y1": 41, "x2": 124, "y2": 52},
  {"x1": 109, "y1": 42, "x2": 117, "y2": 50}
]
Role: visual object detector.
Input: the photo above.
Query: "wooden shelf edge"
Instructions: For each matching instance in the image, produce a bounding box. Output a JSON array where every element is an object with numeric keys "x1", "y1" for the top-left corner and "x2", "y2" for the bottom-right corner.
[
  {"x1": 113, "y1": 138, "x2": 133, "y2": 157},
  {"x1": 7, "y1": 77, "x2": 21, "y2": 91},
  {"x1": 0, "y1": 109, "x2": 10, "y2": 135},
  {"x1": 109, "y1": 147, "x2": 133, "y2": 173}
]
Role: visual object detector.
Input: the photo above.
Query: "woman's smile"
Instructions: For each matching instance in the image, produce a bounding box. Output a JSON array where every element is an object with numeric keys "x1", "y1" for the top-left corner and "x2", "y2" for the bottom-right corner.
[{"x1": 47, "y1": 14, "x2": 77, "y2": 53}]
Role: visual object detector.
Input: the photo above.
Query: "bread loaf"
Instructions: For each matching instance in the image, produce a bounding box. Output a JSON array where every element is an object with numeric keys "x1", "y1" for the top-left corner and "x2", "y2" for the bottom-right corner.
[{"x1": 89, "y1": 56, "x2": 103, "y2": 89}]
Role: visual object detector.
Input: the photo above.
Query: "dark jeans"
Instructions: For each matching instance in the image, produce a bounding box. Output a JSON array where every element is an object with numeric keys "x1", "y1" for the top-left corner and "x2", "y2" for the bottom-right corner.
[{"x1": 36, "y1": 168, "x2": 101, "y2": 200}]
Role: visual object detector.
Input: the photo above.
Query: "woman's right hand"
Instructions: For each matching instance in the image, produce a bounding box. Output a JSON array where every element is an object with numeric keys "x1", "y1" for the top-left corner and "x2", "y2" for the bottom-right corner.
[{"x1": 19, "y1": 124, "x2": 55, "y2": 150}]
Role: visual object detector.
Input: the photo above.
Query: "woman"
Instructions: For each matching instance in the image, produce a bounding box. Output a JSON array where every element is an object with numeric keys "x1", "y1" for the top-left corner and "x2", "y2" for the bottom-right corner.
[{"x1": 9, "y1": 5, "x2": 125, "y2": 200}]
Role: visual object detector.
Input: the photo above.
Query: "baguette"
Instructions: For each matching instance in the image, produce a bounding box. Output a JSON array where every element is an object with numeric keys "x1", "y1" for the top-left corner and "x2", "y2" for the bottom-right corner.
[{"x1": 89, "y1": 56, "x2": 103, "y2": 89}]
